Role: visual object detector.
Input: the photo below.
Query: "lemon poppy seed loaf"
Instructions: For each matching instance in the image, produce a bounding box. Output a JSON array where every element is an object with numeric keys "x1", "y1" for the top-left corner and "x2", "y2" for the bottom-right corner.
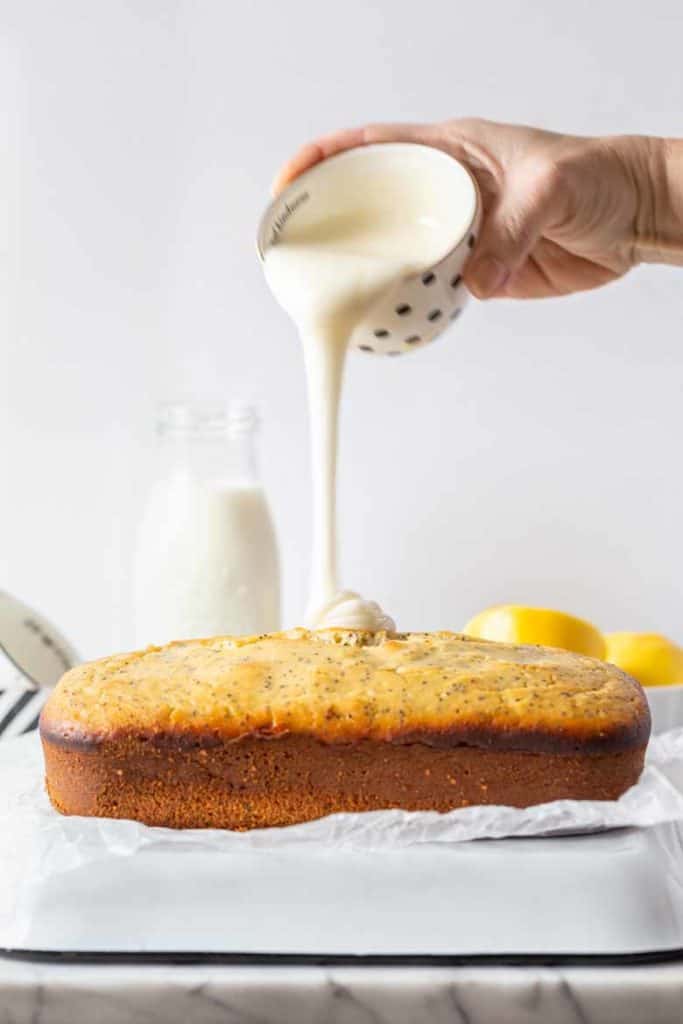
[{"x1": 39, "y1": 630, "x2": 650, "y2": 830}]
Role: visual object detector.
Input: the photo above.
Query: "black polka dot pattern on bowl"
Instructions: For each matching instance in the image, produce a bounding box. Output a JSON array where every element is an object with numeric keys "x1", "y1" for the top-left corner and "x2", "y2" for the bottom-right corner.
[{"x1": 350, "y1": 216, "x2": 482, "y2": 355}]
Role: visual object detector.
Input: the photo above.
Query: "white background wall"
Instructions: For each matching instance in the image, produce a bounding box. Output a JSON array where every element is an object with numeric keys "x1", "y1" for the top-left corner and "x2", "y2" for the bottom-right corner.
[{"x1": 1, "y1": 0, "x2": 681, "y2": 659}]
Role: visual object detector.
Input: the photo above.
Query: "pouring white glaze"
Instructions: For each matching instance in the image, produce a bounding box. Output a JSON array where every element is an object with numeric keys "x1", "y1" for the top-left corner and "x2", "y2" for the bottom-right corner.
[{"x1": 262, "y1": 146, "x2": 473, "y2": 630}]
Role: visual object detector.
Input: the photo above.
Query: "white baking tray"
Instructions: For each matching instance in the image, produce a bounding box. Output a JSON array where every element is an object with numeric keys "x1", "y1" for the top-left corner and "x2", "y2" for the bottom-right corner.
[
  {"x1": 2, "y1": 735, "x2": 683, "y2": 963},
  {"x1": 2, "y1": 823, "x2": 682, "y2": 961}
]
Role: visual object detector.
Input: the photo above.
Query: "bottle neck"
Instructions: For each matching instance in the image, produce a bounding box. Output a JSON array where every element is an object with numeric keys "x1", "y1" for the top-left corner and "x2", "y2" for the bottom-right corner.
[
  {"x1": 154, "y1": 403, "x2": 261, "y2": 486},
  {"x1": 160, "y1": 432, "x2": 258, "y2": 485}
]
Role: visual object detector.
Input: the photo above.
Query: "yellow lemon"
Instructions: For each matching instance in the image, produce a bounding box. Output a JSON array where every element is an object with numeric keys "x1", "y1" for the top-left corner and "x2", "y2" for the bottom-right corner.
[
  {"x1": 463, "y1": 605, "x2": 605, "y2": 659},
  {"x1": 604, "y1": 632, "x2": 683, "y2": 688}
]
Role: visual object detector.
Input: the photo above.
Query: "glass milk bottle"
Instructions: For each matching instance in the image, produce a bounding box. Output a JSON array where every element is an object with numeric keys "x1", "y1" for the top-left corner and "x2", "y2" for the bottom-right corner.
[{"x1": 133, "y1": 402, "x2": 280, "y2": 647}]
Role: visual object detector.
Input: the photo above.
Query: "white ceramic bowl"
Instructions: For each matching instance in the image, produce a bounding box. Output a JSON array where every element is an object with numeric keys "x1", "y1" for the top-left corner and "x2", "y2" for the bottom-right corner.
[
  {"x1": 257, "y1": 143, "x2": 482, "y2": 356},
  {"x1": 645, "y1": 683, "x2": 683, "y2": 734}
]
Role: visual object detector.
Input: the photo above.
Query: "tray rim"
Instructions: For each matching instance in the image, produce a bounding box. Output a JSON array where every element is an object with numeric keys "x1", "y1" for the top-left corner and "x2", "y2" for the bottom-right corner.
[{"x1": 2, "y1": 948, "x2": 683, "y2": 968}]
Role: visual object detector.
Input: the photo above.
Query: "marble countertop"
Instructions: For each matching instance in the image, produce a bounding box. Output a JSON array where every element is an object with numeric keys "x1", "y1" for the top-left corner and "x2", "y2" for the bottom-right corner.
[{"x1": 2, "y1": 959, "x2": 683, "y2": 1024}]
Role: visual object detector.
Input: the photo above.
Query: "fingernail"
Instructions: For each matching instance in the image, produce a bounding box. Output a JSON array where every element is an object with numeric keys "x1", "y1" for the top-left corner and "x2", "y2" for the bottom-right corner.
[{"x1": 468, "y1": 256, "x2": 509, "y2": 299}]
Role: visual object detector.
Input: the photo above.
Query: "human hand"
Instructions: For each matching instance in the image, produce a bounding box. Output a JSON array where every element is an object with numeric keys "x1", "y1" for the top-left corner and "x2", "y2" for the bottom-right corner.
[{"x1": 273, "y1": 119, "x2": 679, "y2": 299}]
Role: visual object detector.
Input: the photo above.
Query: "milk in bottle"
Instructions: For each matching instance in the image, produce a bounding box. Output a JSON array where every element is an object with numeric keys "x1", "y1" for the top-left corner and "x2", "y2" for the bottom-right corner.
[{"x1": 133, "y1": 402, "x2": 280, "y2": 646}]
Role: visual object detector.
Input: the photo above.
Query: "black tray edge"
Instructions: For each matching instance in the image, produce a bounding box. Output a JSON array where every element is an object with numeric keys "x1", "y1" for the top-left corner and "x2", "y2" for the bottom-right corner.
[{"x1": 2, "y1": 949, "x2": 683, "y2": 967}]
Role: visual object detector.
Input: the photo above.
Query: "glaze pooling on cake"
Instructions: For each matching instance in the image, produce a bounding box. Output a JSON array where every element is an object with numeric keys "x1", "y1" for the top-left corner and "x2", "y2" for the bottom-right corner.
[{"x1": 308, "y1": 591, "x2": 396, "y2": 632}]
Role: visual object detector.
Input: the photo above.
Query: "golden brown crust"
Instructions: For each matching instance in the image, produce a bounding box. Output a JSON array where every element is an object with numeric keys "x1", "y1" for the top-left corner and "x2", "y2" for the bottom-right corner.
[
  {"x1": 41, "y1": 732, "x2": 647, "y2": 830},
  {"x1": 41, "y1": 629, "x2": 650, "y2": 756}
]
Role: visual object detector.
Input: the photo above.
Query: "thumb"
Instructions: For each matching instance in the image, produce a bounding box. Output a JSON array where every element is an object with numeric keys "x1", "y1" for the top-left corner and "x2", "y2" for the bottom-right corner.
[{"x1": 465, "y1": 172, "x2": 556, "y2": 299}]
